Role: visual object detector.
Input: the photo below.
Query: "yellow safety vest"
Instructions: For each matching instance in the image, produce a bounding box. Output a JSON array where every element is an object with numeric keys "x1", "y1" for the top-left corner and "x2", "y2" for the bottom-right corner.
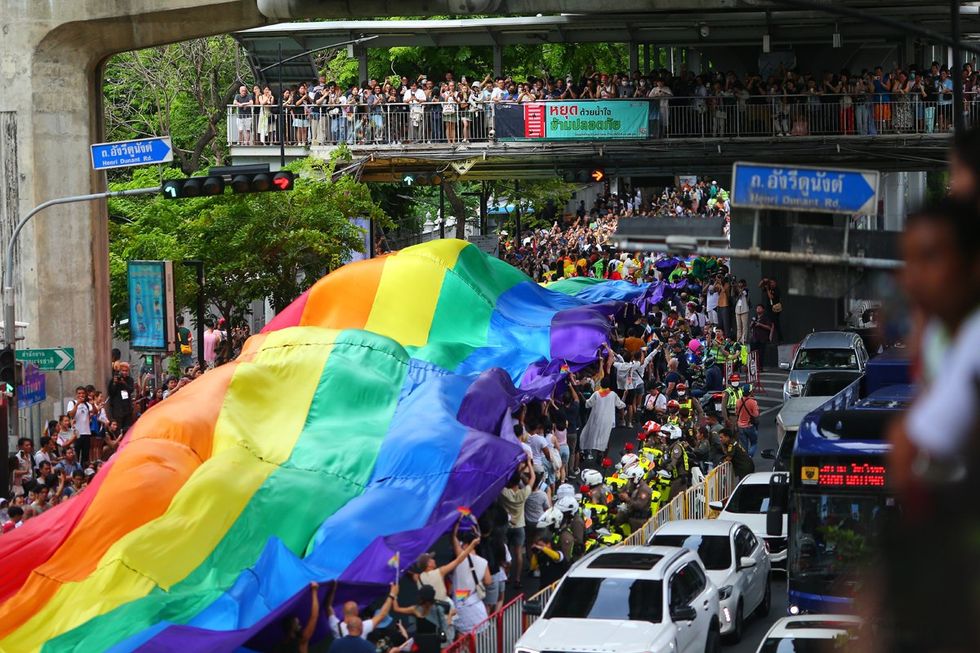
[{"x1": 725, "y1": 386, "x2": 743, "y2": 409}]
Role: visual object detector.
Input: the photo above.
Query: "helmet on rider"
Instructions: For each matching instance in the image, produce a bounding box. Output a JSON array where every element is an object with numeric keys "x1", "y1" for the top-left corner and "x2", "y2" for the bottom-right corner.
[
  {"x1": 676, "y1": 382, "x2": 688, "y2": 397},
  {"x1": 581, "y1": 469, "x2": 604, "y2": 487},
  {"x1": 622, "y1": 464, "x2": 646, "y2": 483},
  {"x1": 703, "y1": 356, "x2": 716, "y2": 368},
  {"x1": 667, "y1": 399, "x2": 680, "y2": 412},
  {"x1": 537, "y1": 506, "x2": 563, "y2": 530},
  {"x1": 661, "y1": 424, "x2": 683, "y2": 441},
  {"x1": 555, "y1": 495, "x2": 580, "y2": 515},
  {"x1": 556, "y1": 483, "x2": 577, "y2": 501},
  {"x1": 641, "y1": 420, "x2": 662, "y2": 435},
  {"x1": 729, "y1": 373, "x2": 741, "y2": 387},
  {"x1": 620, "y1": 453, "x2": 640, "y2": 470}
]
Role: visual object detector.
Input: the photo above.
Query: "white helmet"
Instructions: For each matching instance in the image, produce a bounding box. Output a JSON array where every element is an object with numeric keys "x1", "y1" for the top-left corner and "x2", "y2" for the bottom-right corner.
[
  {"x1": 581, "y1": 469, "x2": 604, "y2": 487},
  {"x1": 622, "y1": 464, "x2": 645, "y2": 482},
  {"x1": 537, "y1": 506, "x2": 563, "y2": 530},
  {"x1": 657, "y1": 469, "x2": 673, "y2": 480},
  {"x1": 619, "y1": 453, "x2": 640, "y2": 469},
  {"x1": 555, "y1": 495, "x2": 580, "y2": 515},
  {"x1": 555, "y1": 483, "x2": 577, "y2": 501},
  {"x1": 662, "y1": 424, "x2": 683, "y2": 441}
]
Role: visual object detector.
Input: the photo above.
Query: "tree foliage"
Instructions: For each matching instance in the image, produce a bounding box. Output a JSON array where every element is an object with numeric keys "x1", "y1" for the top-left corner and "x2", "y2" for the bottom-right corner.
[
  {"x1": 103, "y1": 36, "x2": 251, "y2": 175},
  {"x1": 108, "y1": 158, "x2": 389, "y2": 334}
]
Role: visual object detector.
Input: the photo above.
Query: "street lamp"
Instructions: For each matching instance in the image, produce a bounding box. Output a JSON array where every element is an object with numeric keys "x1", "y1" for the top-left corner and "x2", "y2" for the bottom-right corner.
[{"x1": 258, "y1": 36, "x2": 378, "y2": 168}]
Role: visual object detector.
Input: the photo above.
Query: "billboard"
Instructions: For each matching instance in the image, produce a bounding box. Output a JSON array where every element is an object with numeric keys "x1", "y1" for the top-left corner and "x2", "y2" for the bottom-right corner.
[
  {"x1": 127, "y1": 260, "x2": 175, "y2": 351},
  {"x1": 495, "y1": 101, "x2": 649, "y2": 141}
]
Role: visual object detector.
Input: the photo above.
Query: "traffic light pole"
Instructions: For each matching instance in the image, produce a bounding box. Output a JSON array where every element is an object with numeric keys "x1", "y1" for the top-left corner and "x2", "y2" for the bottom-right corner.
[{"x1": 1, "y1": 186, "x2": 157, "y2": 498}]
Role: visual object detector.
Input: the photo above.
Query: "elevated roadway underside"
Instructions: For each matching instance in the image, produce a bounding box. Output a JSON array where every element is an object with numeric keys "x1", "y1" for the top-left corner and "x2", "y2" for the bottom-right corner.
[{"x1": 255, "y1": 135, "x2": 951, "y2": 181}]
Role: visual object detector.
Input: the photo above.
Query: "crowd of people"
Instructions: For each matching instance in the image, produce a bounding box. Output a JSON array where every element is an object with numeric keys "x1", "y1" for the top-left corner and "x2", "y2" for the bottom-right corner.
[
  {"x1": 230, "y1": 59, "x2": 980, "y2": 145},
  {"x1": 1, "y1": 319, "x2": 252, "y2": 533},
  {"x1": 394, "y1": 244, "x2": 786, "y2": 652}
]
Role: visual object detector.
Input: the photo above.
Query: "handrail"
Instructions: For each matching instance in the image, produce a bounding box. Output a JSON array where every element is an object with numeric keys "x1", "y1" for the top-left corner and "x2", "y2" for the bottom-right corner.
[{"x1": 227, "y1": 95, "x2": 979, "y2": 147}]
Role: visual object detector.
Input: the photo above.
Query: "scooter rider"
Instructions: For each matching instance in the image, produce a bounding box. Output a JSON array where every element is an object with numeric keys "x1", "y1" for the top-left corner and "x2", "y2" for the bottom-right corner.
[{"x1": 615, "y1": 464, "x2": 656, "y2": 533}]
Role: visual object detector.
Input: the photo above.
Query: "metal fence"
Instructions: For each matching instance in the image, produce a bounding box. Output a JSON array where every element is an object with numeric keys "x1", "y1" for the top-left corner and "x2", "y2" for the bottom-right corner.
[
  {"x1": 228, "y1": 94, "x2": 979, "y2": 147},
  {"x1": 444, "y1": 595, "x2": 525, "y2": 653},
  {"x1": 227, "y1": 102, "x2": 494, "y2": 146}
]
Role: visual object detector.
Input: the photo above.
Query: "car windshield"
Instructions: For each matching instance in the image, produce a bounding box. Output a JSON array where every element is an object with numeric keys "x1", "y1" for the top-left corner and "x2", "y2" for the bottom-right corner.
[
  {"x1": 544, "y1": 577, "x2": 663, "y2": 622},
  {"x1": 794, "y1": 349, "x2": 858, "y2": 371},
  {"x1": 724, "y1": 482, "x2": 770, "y2": 513},
  {"x1": 650, "y1": 534, "x2": 732, "y2": 570},
  {"x1": 760, "y1": 635, "x2": 857, "y2": 652},
  {"x1": 790, "y1": 493, "x2": 892, "y2": 588},
  {"x1": 803, "y1": 375, "x2": 859, "y2": 397}
]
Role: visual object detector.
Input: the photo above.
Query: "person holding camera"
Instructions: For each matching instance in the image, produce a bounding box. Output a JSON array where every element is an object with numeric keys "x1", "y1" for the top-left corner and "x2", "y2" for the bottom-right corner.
[
  {"x1": 748, "y1": 304, "x2": 775, "y2": 372},
  {"x1": 107, "y1": 362, "x2": 136, "y2": 432}
]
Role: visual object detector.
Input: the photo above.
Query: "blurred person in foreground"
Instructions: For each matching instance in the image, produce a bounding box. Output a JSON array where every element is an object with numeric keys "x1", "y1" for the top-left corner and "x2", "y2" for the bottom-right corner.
[{"x1": 885, "y1": 128, "x2": 980, "y2": 653}]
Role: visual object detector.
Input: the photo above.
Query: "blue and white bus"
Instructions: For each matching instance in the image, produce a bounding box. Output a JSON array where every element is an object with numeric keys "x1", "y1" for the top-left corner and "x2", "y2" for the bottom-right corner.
[{"x1": 768, "y1": 350, "x2": 909, "y2": 615}]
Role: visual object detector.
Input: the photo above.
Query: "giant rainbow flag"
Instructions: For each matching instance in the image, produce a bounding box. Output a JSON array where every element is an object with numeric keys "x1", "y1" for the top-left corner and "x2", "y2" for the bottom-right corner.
[{"x1": 0, "y1": 239, "x2": 660, "y2": 652}]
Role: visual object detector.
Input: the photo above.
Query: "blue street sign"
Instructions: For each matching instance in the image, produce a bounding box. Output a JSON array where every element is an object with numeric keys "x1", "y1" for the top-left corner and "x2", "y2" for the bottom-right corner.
[
  {"x1": 731, "y1": 162, "x2": 879, "y2": 215},
  {"x1": 17, "y1": 363, "x2": 45, "y2": 409},
  {"x1": 91, "y1": 136, "x2": 173, "y2": 171}
]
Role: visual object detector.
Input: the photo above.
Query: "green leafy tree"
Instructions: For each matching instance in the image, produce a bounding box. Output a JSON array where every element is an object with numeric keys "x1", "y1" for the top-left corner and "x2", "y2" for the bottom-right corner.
[{"x1": 103, "y1": 36, "x2": 251, "y2": 175}]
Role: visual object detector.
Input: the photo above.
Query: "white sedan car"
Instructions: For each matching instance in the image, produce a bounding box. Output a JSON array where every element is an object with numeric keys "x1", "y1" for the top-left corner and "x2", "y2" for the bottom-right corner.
[
  {"x1": 755, "y1": 615, "x2": 863, "y2": 652},
  {"x1": 518, "y1": 546, "x2": 721, "y2": 653},
  {"x1": 709, "y1": 472, "x2": 789, "y2": 565},
  {"x1": 650, "y1": 519, "x2": 771, "y2": 643}
]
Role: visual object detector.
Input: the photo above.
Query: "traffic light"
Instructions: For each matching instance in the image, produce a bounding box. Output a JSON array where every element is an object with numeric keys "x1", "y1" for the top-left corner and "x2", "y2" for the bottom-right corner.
[
  {"x1": 0, "y1": 346, "x2": 15, "y2": 391},
  {"x1": 230, "y1": 170, "x2": 294, "y2": 193},
  {"x1": 161, "y1": 165, "x2": 295, "y2": 199},
  {"x1": 563, "y1": 169, "x2": 607, "y2": 183},
  {"x1": 161, "y1": 176, "x2": 225, "y2": 199},
  {"x1": 402, "y1": 173, "x2": 443, "y2": 186}
]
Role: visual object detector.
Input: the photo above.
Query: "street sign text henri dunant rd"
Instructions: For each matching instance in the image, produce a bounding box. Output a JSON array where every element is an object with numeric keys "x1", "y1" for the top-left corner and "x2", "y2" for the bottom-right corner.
[
  {"x1": 731, "y1": 162, "x2": 879, "y2": 215},
  {"x1": 91, "y1": 137, "x2": 173, "y2": 171},
  {"x1": 16, "y1": 347, "x2": 75, "y2": 371}
]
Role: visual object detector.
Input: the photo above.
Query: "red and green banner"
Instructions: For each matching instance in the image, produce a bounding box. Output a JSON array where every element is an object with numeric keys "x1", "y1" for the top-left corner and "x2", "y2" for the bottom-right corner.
[{"x1": 496, "y1": 101, "x2": 649, "y2": 140}]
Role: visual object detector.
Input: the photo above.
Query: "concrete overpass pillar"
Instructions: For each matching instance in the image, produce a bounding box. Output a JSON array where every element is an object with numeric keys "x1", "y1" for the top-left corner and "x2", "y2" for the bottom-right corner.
[
  {"x1": 629, "y1": 42, "x2": 639, "y2": 73},
  {"x1": 688, "y1": 49, "x2": 702, "y2": 75},
  {"x1": 354, "y1": 46, "x2": 370, "y2": 85},
  {"x1": 493, "y1": 45, "x2": 503, "y2": 78},
  {"x1": 0, "y1": 0, "x2": 264, "y2": 423}
]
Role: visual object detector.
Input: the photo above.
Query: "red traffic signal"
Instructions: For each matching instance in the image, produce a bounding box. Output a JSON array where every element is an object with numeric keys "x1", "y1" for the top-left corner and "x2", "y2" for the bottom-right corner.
[
  {"x1": 230, "y1": 171, "x2": 294, "y2": 194},
  {"x1": 162, "y1": 168, "x2": 295, "y2": 200}
]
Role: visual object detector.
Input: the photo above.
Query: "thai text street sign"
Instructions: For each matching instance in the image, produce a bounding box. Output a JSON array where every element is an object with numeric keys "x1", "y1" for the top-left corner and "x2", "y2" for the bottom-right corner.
[
  {"x1": 16, "y1": 347, "x2": 75, "y2": 371},
  {"x1": 91, "y1": 136, "x2": 173, "y2": 171},
  {"x1": 731, "y1": 162, "x2": 879, "y2": 214}
]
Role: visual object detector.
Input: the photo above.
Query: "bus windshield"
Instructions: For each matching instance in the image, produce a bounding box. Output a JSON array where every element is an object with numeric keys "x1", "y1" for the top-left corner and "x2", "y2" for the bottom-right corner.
[{"x1": 789, "y1": 493, "x2": 894, "y2": 592}]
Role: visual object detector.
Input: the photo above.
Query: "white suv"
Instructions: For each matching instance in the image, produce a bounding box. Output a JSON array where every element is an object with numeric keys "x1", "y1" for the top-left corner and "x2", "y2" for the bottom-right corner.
[
  {"x1": 709, "y1": 472, "x2": 788, "y2": 566},
  {"x1": 518, "y1": 546, "x2": 721, "y2": 653},
  {"x1": 650, "y1": 520, "x2": 771, "y2": 643}
]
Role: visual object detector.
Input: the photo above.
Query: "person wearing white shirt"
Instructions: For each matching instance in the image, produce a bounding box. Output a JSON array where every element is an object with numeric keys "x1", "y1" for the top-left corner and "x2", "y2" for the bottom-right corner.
[{"x1": 734, "y1": 279, "x2": 751, "y2": 343}]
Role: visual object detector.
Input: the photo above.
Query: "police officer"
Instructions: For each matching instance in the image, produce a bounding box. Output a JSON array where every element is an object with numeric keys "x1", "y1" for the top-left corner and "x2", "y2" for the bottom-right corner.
[
  {"x1": 718, "y1": 428, "x2": 755, "y2": 479},
  {"x1": 615, "y1": 464, "x2": 656, "y2": 533},
  {"x1": 723, "y1": 374, "x2": 745, "y2": 424},
  {"x1": 661, "y1": 424, "x2": 691, "y2": 498},
  {"x1": 675, "y1": 382, "x2": 705, "y2": 423}
]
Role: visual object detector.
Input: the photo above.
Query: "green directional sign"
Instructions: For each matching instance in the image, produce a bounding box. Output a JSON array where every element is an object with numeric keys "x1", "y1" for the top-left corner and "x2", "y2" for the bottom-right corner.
[{"x1": 16, "y1": 347, "x2": 75, "y2": 371}]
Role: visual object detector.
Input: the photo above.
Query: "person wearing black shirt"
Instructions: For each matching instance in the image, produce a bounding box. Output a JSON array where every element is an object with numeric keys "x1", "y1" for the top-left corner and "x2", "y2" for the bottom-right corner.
[
  {"x1": 107, "y1": 363, "x2": 136, "y2": 432},
  {"x1": 749, "y1": 304, "x2": 775, "y2": 372}
]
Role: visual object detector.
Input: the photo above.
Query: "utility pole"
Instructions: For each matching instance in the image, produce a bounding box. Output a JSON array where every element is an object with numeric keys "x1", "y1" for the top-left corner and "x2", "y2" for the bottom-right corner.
[
  {"x1": 952, "y1": 0, "x2": 965, "y2": 133},
  {"x1": 182, "y1": 260, "x2": 206, "y2": 369}
]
